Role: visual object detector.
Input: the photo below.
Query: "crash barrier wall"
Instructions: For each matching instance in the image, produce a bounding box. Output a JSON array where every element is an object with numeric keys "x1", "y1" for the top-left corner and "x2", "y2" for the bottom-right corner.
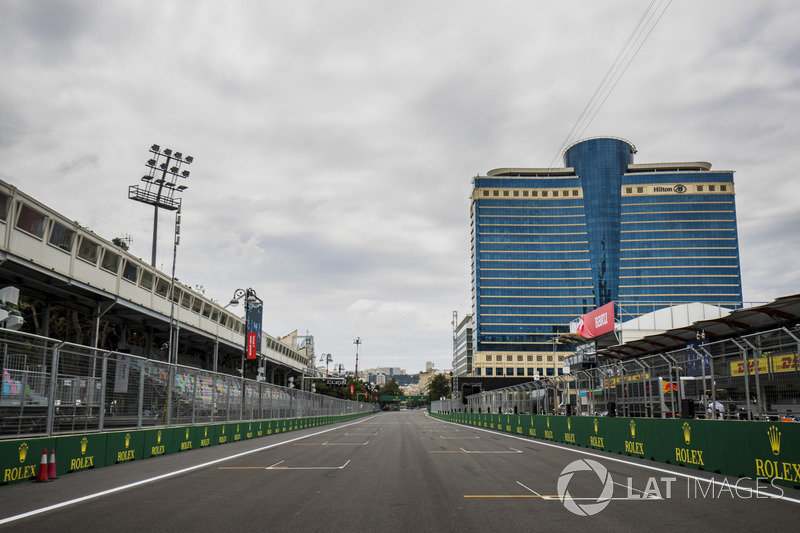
[
  {"x1": 1, "y1": 329, "x2": 372, "y2": 439},
  {"x1": 429, "y1": 411, "x2": 800, "y2": 489},
  {"x1": 0, "y1": 411, "x2": 371, "y2": 486}
]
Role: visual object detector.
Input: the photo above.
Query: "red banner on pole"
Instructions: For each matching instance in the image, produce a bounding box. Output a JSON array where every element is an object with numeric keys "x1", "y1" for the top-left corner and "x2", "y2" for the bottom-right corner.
[
  {"x1": 247, "y1": 332, "x2": 258, "y2": 359},
  {"x1": 350, "y1": 385, "x2": 354, "y2": 395}
]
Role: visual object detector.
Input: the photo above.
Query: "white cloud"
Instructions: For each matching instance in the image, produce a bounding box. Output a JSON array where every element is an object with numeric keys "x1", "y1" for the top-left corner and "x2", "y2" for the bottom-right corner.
[{"x1": 1, "y1": 0, "x2": 798, "y2": 373}]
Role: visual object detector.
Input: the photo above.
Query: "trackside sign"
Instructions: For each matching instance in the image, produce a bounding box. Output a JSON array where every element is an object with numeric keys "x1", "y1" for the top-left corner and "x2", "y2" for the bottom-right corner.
[{"x1": 572, "y1": 302, "x2": 615, "y2": 338}]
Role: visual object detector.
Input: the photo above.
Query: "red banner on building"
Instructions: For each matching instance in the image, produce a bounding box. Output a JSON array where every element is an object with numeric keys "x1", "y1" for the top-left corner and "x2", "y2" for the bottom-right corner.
[{"x1": 575, "y1": 302, "x2": 615, "y2": 338}]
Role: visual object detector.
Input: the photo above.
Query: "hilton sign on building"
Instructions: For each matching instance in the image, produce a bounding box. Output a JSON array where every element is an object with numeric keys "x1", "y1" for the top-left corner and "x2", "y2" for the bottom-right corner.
[{"x1": 469, "y1": 137, "x2": 743, "y2": 379}]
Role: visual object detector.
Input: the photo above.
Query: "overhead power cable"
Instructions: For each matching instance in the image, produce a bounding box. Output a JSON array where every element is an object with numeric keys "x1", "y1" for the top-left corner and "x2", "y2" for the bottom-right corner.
[{"x1": 549, "y1": 0, "x2": 673, "y2": 167}]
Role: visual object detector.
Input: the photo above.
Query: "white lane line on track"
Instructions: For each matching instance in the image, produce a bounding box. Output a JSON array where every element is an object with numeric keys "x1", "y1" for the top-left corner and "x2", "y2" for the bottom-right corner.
[
  {"x1": 265, "y1": 459, "x2": 351, "y2": 470},
  {"x1": 517, "y1": 480, "x2": 553, "y2": 500},
  {"x1": 427, "y1": 413, "x2": 800, "y2": 505},
  {"x1": 458, "y1": 447, "x2": 522, "y2": 454},
  {"x1": 0, "y1": 416, "x2": 377, "y2": 526}
]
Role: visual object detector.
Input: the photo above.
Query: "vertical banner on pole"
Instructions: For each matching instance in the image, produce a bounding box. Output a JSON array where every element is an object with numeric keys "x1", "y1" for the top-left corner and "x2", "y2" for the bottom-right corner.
[{"x1": 246, "y1": 303, "x2": 262, "y2": 360}]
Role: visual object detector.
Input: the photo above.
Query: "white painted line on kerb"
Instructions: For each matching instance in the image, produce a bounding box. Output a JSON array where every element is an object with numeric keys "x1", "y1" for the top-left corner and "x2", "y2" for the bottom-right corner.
[{"x1": 0, "y1": 416, "x2": 376, "y2": 526}]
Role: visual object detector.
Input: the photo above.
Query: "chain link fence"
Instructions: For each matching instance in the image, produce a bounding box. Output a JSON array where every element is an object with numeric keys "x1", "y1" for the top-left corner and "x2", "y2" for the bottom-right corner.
[
  {"x1": 433, "y1": 325, "x2": 800, "y2": 421},
  {"x1": 1, "y1": 329, "x2": 372, "y2": 439}
]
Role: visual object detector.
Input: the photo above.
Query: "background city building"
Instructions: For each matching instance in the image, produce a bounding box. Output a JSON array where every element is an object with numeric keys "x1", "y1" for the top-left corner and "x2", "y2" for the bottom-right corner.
[
  {"x1": 470, "y1": 136, "x2": 743, "y2": 379},
  {"x1": 452, "y1": 313, "x2": 473, "y2": 377}
]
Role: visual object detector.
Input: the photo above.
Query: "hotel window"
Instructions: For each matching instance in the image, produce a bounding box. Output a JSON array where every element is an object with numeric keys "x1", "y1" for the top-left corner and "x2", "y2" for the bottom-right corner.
[
  {"x1": 0, "y1": 192, "x2": 9, "y2": 221},
  {"x1": 547, "y1": 355, "x2": 553, "y2": 362},
  {"x1": 626, "y1": 187, "x2": 632, "y2": 194},
  {"x1": 637, "y1": 187, "x2": 644, "y2": 193},
  {"x1": 155, "y1": 278, "x2": 170, "y2": 298},
  {"x1": 493, "y1": 190, "x2": 499, "y2": 196},
  {"x1": 542, "y1": 191, "x2": 548, "y2": 197},
  {"x1": 517, "y1": 355, "x2": 523, "y2": 362},
  {"x1": 552, "y1": 191, "x2": 558, "y2": 197},
  {"x1": 77, "y1": 238, "x2": 100, "y2": 265},
  {"x1": 537, "y1": 356, "x2": 543, "y2": 362},
  {"x1": 523, "y1": 191, "x2": 529, "y2": 197},
  {"x1": 527, "y1": 355, "x2": 533, "y2": 362},
  {"x1": 122, "y1": 260, "x2": 139, "y2": 283},
  {"x1": 697, "y1": 185, "x2": 704, "y2": 192},
  {"x1": 720, "y1": 185, "x2": 727, "y2": 192},
  {"x1": 503, "y1": 191, "x2": 509, "y2": 197},
  {"x1": 486, "y1": 355, "x2": 492, "y2": 361},
  {"x1": 101, "y1": 249, "x2": 121, "y2": 274},
  {"x1": 532, "y1": 191, "x2": 538, "y2": 197},
  {"x1": 513, "y1": 191, "x2": 519, "y2": 197},
  {"x1": 709, "y1": 185, "x2": 716, "y2": 191},
  {"x1": 483, "y1": 190, "x2": 489, "y2": 196},
  {"x1": 496, "y1": 368, "x2": 504, "y2": 376},
  {"x1": 49, "y1": 221, "x2": 76, "y2": 252},
  {"x1": 16, "y1": 203, "x2": 47, "y2": 239},
  {"x1": 139, "y1": 270, "x2": 155, "y2": 291},
  {"x1": 572, "y1": 190, "x2": 579, "y2": 196},
  {"x1": 506, "y1": 355, "x2": 512, "y2": 362}
]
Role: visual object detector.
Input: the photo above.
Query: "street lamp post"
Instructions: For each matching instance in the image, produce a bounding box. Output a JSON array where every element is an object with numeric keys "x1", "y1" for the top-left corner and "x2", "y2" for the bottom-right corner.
[
  {"x1": 228, "y1": 288, "x2": 263, "y2": 421},
  {"x1": 128, "y1": 144, "x2": 193, "y2": 268},
  {"x1": 320, "y1": 353, "x2": 332, "y2": 376}
]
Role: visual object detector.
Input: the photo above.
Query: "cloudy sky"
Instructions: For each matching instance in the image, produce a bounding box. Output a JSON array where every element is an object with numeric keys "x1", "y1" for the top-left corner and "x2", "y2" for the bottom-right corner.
[{"x1": 1, "y1": 1, "x2": 798, "y2": 374}]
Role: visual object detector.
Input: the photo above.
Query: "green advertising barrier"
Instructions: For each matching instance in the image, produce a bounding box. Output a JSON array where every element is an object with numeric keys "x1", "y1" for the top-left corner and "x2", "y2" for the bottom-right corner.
[
  {"x1": 106, "y1": 430, "x2": 144, "y2": 465},
  {"x1": 0, "y1": 437, "x2": 55, "y2": 484},
  {"x1": 172, "y1": 425, "x2": 199, "y2": 452},
  {"x1": 58, "y1": 433, "x2": 108, "y2": 474},
  {"x1": 1, "y1": 412, "x2": 374, "y2": 486},
  {"x1": 143, "y1": 427, "x2": 176, "y2": 458}
]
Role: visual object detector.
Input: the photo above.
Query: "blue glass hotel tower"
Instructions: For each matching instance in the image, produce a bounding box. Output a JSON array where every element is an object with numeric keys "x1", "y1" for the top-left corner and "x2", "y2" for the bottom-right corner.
[{"x1": 470, "y1": 137, "x2": 743, "y2": 378}]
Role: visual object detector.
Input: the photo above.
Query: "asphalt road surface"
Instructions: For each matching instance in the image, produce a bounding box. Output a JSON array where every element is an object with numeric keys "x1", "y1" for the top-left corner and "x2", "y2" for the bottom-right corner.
[{"x1": 1, "y1": 410, "x2": 798, "y2": 532}]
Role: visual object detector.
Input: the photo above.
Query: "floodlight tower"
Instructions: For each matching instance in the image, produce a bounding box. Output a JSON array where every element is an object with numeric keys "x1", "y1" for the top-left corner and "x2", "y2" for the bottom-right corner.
[
  {"x1": 128, "y1": 144, "x2": 193, "y2": 267},
  {"x1": 353, "y1": 337, "x2": 361, "y2": 379}
]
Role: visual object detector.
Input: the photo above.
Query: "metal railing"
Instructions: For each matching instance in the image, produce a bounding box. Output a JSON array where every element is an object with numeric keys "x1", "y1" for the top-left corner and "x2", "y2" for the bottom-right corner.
[
  {"x1": 0, "y1": 329, "x2": 373, "y2": 439},
  {"x1": 433, "y1": 325, "x2": 800, "y2": 421}
]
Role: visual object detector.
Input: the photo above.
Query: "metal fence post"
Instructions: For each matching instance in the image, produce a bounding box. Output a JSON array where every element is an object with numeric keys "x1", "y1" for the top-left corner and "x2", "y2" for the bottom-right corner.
[
  {"x1": 46, "y1": 342, "x2": 65, "y2": 437},
  {"x1": 98, "y1": 352, "x2": 108, "y2": 431},
  {"x1": 138, "y1": 360, "x2": 146, "y2": 428},
  {"x1": 191, "y1": 370, "x2": 198, "y2": 425}
]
